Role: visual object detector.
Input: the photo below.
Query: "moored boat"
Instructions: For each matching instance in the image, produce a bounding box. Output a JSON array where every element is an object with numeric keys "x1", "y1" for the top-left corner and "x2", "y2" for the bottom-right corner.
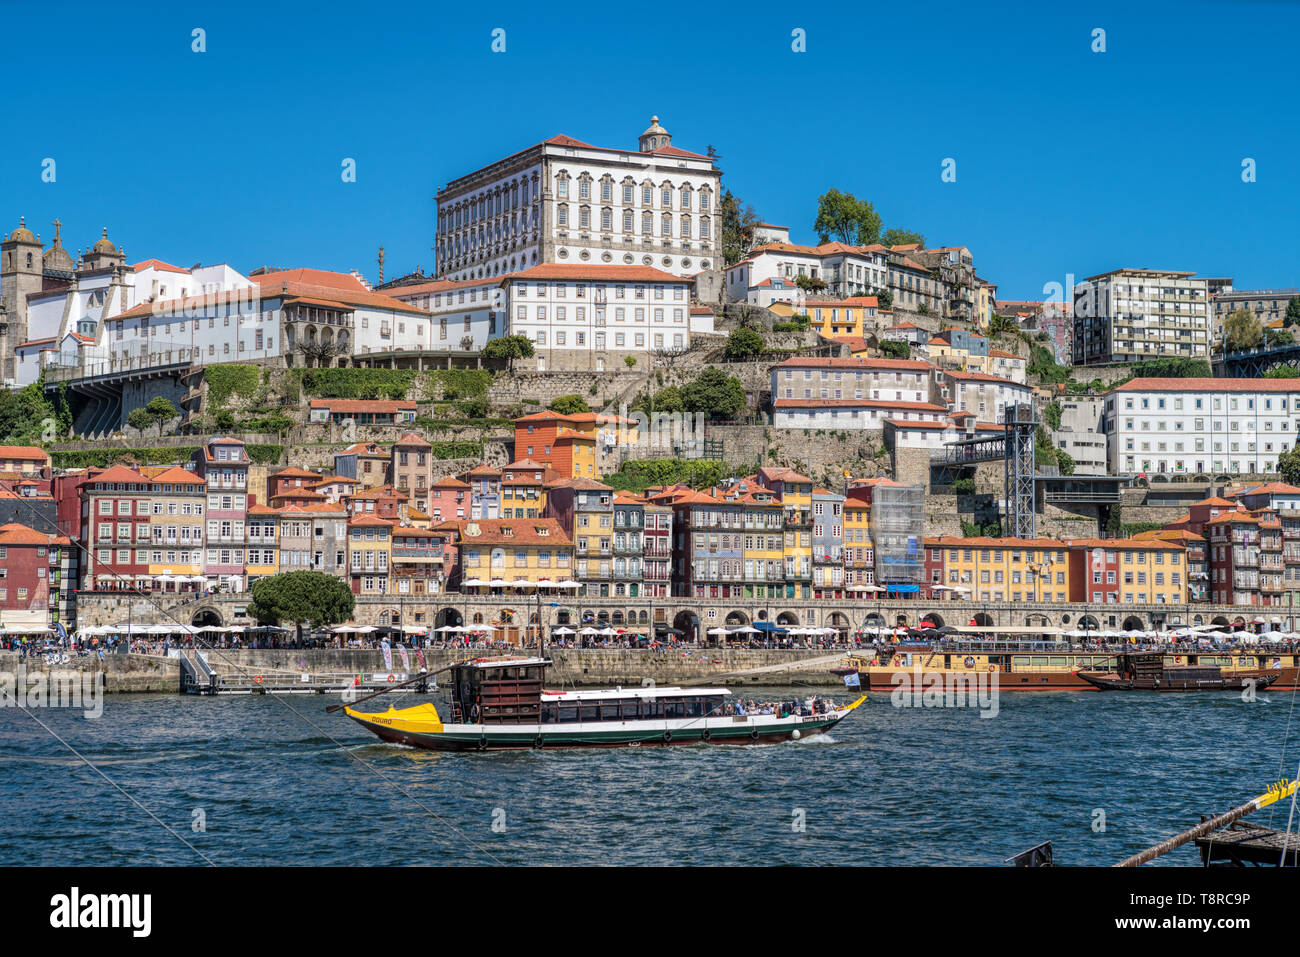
[
  {"x1": 1076, "y1": 651, "x2": 1279, "y2": 692},
  {"x1": 343, "y1": 656, "x2": 865, "y2": 751},
  {"x1": 832, "y1": 641, "x2": 1121, "y2": 691}
]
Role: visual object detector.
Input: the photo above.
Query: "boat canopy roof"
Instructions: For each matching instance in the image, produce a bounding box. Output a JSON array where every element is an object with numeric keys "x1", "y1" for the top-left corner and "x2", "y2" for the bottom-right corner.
[
  {"x1": 541, "y1": 686, "x2": 731, "y2": 701},
  {"x1": 456, "y1": 656, "x2": 550, "y2": 670}
]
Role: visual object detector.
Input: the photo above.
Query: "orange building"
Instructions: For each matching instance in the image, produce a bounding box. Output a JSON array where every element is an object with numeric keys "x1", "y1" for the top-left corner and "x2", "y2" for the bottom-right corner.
[{"x1": 512, "y1": 410, "x2": 599, "y2": 480}]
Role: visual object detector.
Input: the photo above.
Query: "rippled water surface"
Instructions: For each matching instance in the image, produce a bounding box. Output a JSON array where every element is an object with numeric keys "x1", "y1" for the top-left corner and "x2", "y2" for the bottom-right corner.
[{"x1": 3, "y1": 688, "x2": 1299, "y2": 866}]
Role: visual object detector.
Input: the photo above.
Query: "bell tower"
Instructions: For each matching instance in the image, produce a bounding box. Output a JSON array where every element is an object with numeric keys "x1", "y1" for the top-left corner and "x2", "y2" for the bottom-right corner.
[
  {"x1": 638, "y1": 115, "x2": 671, "y2": 152},
  {"x1": 0, "y1": 217, "x2": 45, "y2": 383}
]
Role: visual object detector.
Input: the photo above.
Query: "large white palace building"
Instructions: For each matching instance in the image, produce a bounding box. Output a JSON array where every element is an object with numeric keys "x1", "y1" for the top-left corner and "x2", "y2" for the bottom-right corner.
[
  {"x1": 434, "y1": 117, "x2": 723, "y2": 299},
  {"x1": 1106, "y1": 377, "x2": 1300, "y2": 476}
]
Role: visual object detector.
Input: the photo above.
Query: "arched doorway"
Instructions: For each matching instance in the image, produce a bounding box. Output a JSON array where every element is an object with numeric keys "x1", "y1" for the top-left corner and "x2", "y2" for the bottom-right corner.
[
  {"x1": 1211, "y1": 615, "x2": 1230, "y2": 627},
  {"x1": 673, "y1": 610, "x2": 700, "y2": 643},
  {"x1": 972, "y1": 612, "x2": 993, "y2": 627},
  {"x1": 776, "y1": 611, "x2": 799, "y2": 627},
  {"x1": 1122, "y1": 616, "x2": 1144, "y2": 632},
  {"x1": 1078, "y1": 614, "x2": 1100, "y2": 632},
  {"x1": 434, "y1": 607, "x2": 463, "y2": 631},
  {"x1": 826, "y1": 611, "x2": 850, "y2": 637},
  {"x1": 864, "y1": 613, "x2": 885, "y2": 628},
  {"x1": 725, "y1": 610, "x2": 751, "y2": 628},
  {"x1": 919, "y1": 611, "x2": 945, "y2": 629},
  {"x1": 192, "y1": 607, "x2": 222, "y2": 628}
]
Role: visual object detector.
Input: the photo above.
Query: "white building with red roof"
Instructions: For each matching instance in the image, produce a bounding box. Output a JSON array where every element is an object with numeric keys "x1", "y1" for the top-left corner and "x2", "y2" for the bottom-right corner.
[{"x1": 433, "y1": 117, "x2": 722, "y2": 295}]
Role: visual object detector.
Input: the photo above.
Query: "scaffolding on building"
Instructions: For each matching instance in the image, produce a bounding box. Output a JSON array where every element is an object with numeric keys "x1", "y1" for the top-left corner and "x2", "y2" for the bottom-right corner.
[
  {"x1": 870, "y1": 483, "x2": 925, "y2": 595},
  {"x1": 1003, "y1": 402, "x2": 1038, "y2": 539}
]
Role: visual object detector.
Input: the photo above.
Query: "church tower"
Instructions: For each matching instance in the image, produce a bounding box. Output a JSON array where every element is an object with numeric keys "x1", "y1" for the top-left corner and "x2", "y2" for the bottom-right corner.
[
  {"x1": 0, "y1": 217, "x2": 45, "y2": 383},
  {"x1": 638, "y1": 115, "x2": 671, "y2": 152}
]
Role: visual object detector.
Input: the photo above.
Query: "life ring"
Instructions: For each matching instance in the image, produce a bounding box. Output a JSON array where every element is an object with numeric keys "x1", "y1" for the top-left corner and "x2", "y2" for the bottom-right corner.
[
  {"x1": 891, "y1": 654, "x2": 902, "y2": 667},
  {"x1": 469, "y1": 704, "x2": 480, "y2": 723},
  {"x1": 533, "y1": 735, "x2": 544, "y2": 749},
  {"x1": 988, "y1": 664, "x2": 998, "y2": 673},
  {"x1": 701, "y1": 729, "x2": 711, "y2": 741},
  {"x1": 1174, "y1": 655, "x2": 1182, "y2": 664},
  {"x1": 476, "y1": 737, "x2": 487, "y2": 751},
  {"x1": 662, "y1": 730, "x2": 673, "y2": 743},
  {"x1": 386, "y1": 673, "x2": 396, "y2": 683},
  {"x1": 749, "y1": 729, "x2": 760, "y2": 741},
  {"x1": 254, "y1": 675, "x2": 263, "y2": 684}
]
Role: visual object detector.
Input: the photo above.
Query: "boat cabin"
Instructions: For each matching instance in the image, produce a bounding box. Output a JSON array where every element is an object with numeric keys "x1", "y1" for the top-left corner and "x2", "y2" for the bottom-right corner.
[{"x1": 449, "y1": 657, "x2": 546, "y2": 724}]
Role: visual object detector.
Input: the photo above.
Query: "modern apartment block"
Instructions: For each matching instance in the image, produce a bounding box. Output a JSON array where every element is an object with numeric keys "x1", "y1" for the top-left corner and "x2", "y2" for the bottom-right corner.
[{"x1": 1072, "y1": 268, "x2": 1210, "y2": 365}]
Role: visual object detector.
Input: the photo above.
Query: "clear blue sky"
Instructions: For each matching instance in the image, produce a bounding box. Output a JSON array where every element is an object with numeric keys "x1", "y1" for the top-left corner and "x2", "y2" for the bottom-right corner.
[{"x1": 4, "y1": 0, "x2": 1297, "y2": 300}]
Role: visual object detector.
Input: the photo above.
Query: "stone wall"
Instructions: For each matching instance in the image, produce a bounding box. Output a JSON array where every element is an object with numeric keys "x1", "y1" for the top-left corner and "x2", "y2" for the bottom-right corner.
[{"x1": 0, "y1": 650, "x2": 179, "y2": 694}]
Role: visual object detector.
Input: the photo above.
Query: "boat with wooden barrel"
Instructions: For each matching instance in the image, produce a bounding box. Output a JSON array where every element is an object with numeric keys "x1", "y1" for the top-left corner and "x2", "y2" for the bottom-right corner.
[
  {"x1": 832, "y1": 641, "x2": 1122, "y2": 691},
  {"x1": 342, "y1": 656, "x2": 866, "y2": 751},
  {"x1": 1076, "y1": 651, "x2": 1279, "y2": 691}
]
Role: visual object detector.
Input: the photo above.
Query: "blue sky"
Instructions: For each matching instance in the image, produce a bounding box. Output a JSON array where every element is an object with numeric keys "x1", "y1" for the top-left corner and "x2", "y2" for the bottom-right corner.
[{"x1": 3, "y1": 0, "x2": 1297, "y2": 299}]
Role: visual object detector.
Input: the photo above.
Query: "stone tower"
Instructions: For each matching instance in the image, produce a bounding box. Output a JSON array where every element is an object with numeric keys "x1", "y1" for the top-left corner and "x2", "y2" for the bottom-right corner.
[
  {"x1": 638, "y1": 115, "x2": 671, "y2": 152},
  {"x1": 0, "y1": 217, "x2": 45, "y2": 383}
]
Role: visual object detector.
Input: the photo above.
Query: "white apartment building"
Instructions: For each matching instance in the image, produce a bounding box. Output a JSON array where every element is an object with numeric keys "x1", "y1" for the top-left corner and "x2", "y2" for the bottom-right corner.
[
  {"x1": 1105, "y1": 378, "x2": 1300, "y2": 476},
  {"x1": 1049, "y1": 394, "x2": 1108, "y2": 475},
  {"x1": 434, "y1": 117, "x2": 722, "y2": 295},
  {"x1": 940, "y1": 370, "x2": 1033, "y2": 425},
  {"x1": 770, "y1": 357, "x2": 947, "y2": 429},
  {"x1": 725, "y1": 242, "x2": 890, "y2": 304},
  {"x1": 378, "y1": 276, "x2": 503, "y2": 352},
  {"x1": 1073, "y1": 268, "x2": 1210, "y2": 365},
  {"x1": 506, "y1": 263, "x2": 692, "y2": 372}
]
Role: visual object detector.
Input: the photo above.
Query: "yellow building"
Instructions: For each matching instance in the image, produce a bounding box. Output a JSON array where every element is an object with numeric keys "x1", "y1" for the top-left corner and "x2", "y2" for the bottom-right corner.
[
  {"x1": 930, "y1": 536, "x2": 1070, "y2": 603},
  {"x1": 770, "y1": 296, "x2": 878, "y2": 339},
  {"x1": 500, "y1": 458, "x2": 556, "y2": 519},
  {"x1": 448, "y1": 518, "x2": 574, "y2": 587},
  {"x1": 752, "y1": 466, "x2": 813, "y2": 600},
  {"x1": 843, "y1": 488, "x2": 873, "y2": 586}
]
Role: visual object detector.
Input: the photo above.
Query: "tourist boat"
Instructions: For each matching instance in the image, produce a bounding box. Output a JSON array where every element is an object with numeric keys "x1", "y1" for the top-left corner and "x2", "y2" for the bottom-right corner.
[
  {"x1": 834, "y1": 641, "x2": 1299, "y2": 692},
  {"x1": 832, "y1": 641, "x2": 1122, "y2": 691},
  {"x1": 1076, "y1": 652, "x2": 1280, "y2": 692},
  {"x1": 343, "y1": 656, "x2": 866, "y2": 751}
]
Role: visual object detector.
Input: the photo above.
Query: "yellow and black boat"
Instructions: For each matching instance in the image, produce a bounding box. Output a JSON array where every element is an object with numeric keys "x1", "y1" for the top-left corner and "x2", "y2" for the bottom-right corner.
[{"x1": 342, "y1": 656, "x2": 866, "y2": 751}]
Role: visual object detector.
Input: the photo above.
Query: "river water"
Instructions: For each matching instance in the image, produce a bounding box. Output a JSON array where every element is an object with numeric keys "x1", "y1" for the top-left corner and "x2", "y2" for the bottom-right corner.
[{"x1": 3, "y1": 687, "x2": 1299, "y2": 866}]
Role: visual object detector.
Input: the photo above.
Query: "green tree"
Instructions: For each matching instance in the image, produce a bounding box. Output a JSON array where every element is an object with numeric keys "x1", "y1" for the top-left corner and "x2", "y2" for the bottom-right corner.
[
  {"x1": 1223, "y1": 308, "x2": 1264, "y2": 351},
  {"x1": 719, "y1": 188, "x2": 760, "y2": 266},
  {"x1": 1285, "y1": 296, "x2": 1300, "y2": 329},
  {"x1": 1265, "y1": 326, "x2": 1294, "y2": 347},
  {"x1": 879, "y1": 341, "x2": 910, "y2": 359},
  {"x1": 987, "y1": 313, "x2": 1017, "y2": 337},
  {"x1": 794, "y1": 274, "x2": 827, "y2": 293},
  {"x1": 882, "y1": 228, "x2": 925, "y2": 247},
  {"x1": 126, "y1": 407, "x2": 153, "y2": 432},
  {"x1": 548, "y1": 394, "x2": 592, "y2": 415},
  {"x1": 624, "y1": 355, "x2": 637, "y2": 369},
  {"x1": 481, "y1": 335, "x2": 535, "y2": 371},
  {"x1": 1264, "y1": 365, "x2": 1300, "y2": 378},
  {"x1": 1043, "y1": 400, "x2": 1063, "y2": 431},
  {"x1": 724, "y1": 327, "x2": 765, "y2": 360},
  {"x1": 681, "y1": 367, "x2": 746, "y2": 419},
  {"x1": 145, "y1": 397, "x2": 178, "y2": 435},
  {"x1": 813, "y1": 188, "x2": 882, "y2": 246},
  {"x1": 214, "y1": 410, "x2": 236, "y2": 431},
  {"x1": 245, "y1": 571, "x2": 356, "y2": 643},
  {"x1": 1280, "y1": 446, "x2": 1300, "y2": 486}
]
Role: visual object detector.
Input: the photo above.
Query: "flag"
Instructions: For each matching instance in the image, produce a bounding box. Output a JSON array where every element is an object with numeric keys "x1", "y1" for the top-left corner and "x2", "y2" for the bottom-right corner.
[
  {"x1": 415, "y1": 649, "x2": 426, "y2": 670},
  {"x1": 55, "y1": 622, "x2": 68, "y2": 643},
  {"x1": 381, "y1": 638, "x2": 393, "y2": 672},
  {"x1": 398, "y1": 644, "x2": 410, "y2": 670},
  {"x1": 843, "y1": 672, "x2": 861, "y2": 688}
]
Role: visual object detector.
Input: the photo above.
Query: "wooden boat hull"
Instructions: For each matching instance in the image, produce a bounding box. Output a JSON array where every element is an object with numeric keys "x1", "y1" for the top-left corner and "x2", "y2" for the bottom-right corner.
[
  {"x1": 836, "y1": 667, "x2": 1100, "y2": 691},
  {"x1": 1075, "y1": 670, "x2": 1280, "y2": 692},
  {"x1": 345, "y1": 706, "x2": 858, "y2": 751}
]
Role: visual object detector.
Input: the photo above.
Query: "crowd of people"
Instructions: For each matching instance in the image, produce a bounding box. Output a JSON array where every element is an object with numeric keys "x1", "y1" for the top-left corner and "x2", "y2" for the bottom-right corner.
[{"x1": 721, "y1": 696, "x2": 836, "y2": 717}]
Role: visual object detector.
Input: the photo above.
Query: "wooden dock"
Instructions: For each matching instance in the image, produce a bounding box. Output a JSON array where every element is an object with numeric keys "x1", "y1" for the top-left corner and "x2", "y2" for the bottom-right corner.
[
  {"x1": 178, "y1": 651, "x2": 429, "y2": 696},
  {"x1": 1195, "y1": 820, "x2": 1300, "y2": 866}
]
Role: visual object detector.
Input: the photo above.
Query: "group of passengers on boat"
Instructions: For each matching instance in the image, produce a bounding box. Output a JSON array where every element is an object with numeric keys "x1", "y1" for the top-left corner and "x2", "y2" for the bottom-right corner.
[{"x1": 722, "y1": 696, "x2": 836, "y2": 717}]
